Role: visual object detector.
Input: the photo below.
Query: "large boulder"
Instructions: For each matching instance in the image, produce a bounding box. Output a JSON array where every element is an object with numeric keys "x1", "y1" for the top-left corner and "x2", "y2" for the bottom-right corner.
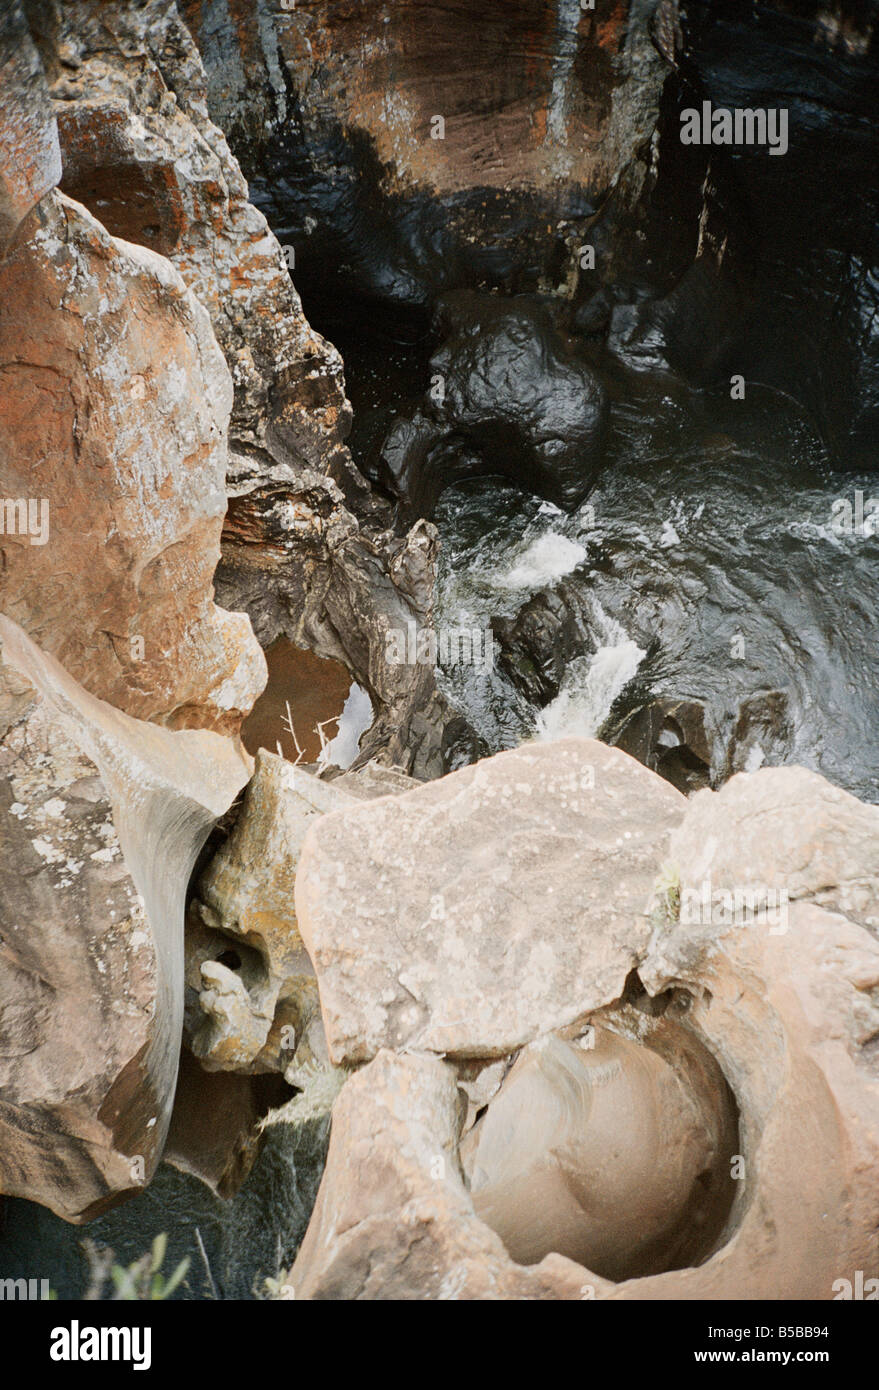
[
  {"x1": 0, "y1": 616, "x2": 251, "y2": 1222},
  {"x1": 289, "y1": 747, "x2": 879, "y2": 1299},
  {"x1": 185, "y1": 752, "x2": 423, "y2": 1080},
  {"x1": 289, "y1": 1050, "x2": 592, "y2": 1301},
  {"x1": 0, "y1": 187, "x2": 265, "y2": 733},
  {"x1": 377, "y1": 295, "x2": 609, "y2": 519},
  {"x1": 295, "y1": 738, "x2": 686, "y2": 1064}
]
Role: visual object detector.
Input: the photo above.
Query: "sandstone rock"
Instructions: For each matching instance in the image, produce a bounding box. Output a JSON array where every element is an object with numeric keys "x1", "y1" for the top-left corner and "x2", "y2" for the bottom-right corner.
[
  {"x1": 619, "y1": 767, "x2": 879, "y2": 1297},
  {"x1": 460, "y1": 1024, "x2": 736, "y2": 1281},
  {"x1": 185, "y1": 752, "x2": 422, "y2": 1078},
  {"x1": 0, "y1": 616, "x2": 251, "y2": 1221},
  {"x1": 36, "y1": 0, "x2": 353, "y2": 490},
  {"x1": 600, "y1": 766, "x2": 879, "y2": 1297},
  {"x1": 0, "y1": 188, "x2": 265, "y2": 732},
  {"x1": 295, "y1": 738, "x2": 686, "y2": 1064},
  {"x1": 184, "y1": 0, "x2": 668, "y2": 306},
  {"x1": 291, "y1": 751, "x2": 879, "y2": 1300},
  {"x1": 185, "y1": 752, "x2": 352, "y2": 1074},
  {"x1": 333, "y1": 761, "x2": 420, "y2": 800},
  {"x1": 377, "y1": 295, "x2": 609, "y2": 519},
  {"x1": 289, "y1": 1050, "x2": 593, "y2": 1301},
  {"x1": 667, "y1": 764, "x2": 879, "y2": 931},
  {"x1": 30, "y1": 0, "x2": 469, "y2": 778},
  {"x1": 0, "y1": 0, "x2": 61, "y2": 248}
]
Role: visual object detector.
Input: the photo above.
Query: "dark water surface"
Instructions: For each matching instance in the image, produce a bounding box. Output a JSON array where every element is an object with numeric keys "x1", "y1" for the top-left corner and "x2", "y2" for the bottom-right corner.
[{"x1": 307, "y1": 284, "x2": 879, "y2": 803}]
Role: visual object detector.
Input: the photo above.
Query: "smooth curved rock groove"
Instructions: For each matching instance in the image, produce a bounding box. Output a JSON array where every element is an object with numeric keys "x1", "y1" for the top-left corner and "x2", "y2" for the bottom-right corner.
[
  {"x1": 460, "y1": 1025, "x2": 737, "y2": 1281},
  {"x1": 0, "y1": 616, "x2": 252, "y2": 1213}
]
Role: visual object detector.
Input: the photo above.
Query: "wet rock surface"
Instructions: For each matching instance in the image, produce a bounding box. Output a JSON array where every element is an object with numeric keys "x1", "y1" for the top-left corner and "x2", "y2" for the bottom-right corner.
[
  {"x1": 183, "y1": 0, "x2": 668, "y2": 307},
  {"x1": 377, "y1": 294, "x2": 609, "y2": 520}
]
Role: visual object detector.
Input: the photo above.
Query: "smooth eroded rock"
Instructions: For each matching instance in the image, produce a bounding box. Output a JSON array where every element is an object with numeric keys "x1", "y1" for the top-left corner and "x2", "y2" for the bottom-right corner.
[
  {"x1": 0, "y1": 616, "x2": 251, "y2": 1221},
  {"x1": 0, "y1": 189, "x2": 265, "y2": 732}
]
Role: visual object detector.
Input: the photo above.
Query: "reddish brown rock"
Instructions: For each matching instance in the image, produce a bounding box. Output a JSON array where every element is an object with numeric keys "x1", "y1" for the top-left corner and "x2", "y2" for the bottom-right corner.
[
  {"x1": 0, "y1": 0, "x2": 61, "y2": 249},
  {"x1": 0, "y1": 188, "x2": 265, "y2": 732}
]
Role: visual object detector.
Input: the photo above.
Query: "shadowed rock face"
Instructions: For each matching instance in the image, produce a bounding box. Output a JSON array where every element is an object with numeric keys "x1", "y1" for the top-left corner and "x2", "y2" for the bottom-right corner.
[
  {"x1": 180, "y1": 0, "x2": 879, "y2": 470},
  {"x1": 181, "y1": 0, "x2": 668, "y2": 306},
  {"x1": 0, "y1": 617, "x2": 251, "y2": 1222},
  {"x1": 599, "y1": 0, "x2": 879, "y2": 468},
  {"x1": 376, "y1": 294, "x2": 609, "y2": 520},
  {"x1": 0, "y1": 1, "x2": 61, "y2": 248}
]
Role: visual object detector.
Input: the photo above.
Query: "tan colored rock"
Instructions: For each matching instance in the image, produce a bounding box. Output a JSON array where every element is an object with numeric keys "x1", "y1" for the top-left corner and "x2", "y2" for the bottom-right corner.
[
  {"x1": 0, "y1": 1, "x2": 61, "y2": 248},
  {"x1": 619, "y1": 767, "x2": 879, "y2": 1299},
  {"x1": 460, "y1": 1024, "x2": 736, "y2": 1281},
  {"x1": 289, "y1": 1050, "x2": 594, "y2": 1301},
  {"x1": 295, "y1": 738, "x2": 686, "y2": 1064},
  {"x1": 0, "y1": 189, "x2": 265, "y2": 732},
  {"x1": 186, "y1": 751, "x2": 353, "y2": 1073},
  {"x1": 291, "y1": 753, "x2": 879, "y2": 1300},
  {"x1": 0, "y1": 616, "x2": 251, "y2": 1221},
  {"x1": 666, "y1": 764, "x2": 879, "y2": 932}
]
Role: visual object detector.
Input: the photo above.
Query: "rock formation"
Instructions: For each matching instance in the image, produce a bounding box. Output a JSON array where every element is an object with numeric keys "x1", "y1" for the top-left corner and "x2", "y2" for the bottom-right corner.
[
  {"x1": 181, "y1": 0, "x2": 668, "y2": 307},
  {"x1": 28, "y1": 0, "x2": 471, "y2": 777},
  {"x1": 377, "y1": 294, "x2": 609, "y2": 520},
  {"x1": 0, "y1": 187, "x2": 264, "y2": 732},
  {"x1": 288, "y1": 740, "x2": 879, "y2": 1299},
  {"x1": 0, "y1": 616, "x2": 251, "y2": 1221},
  {"x1": 2, "y1": 0, "x2": 878, "y2": 1313}
]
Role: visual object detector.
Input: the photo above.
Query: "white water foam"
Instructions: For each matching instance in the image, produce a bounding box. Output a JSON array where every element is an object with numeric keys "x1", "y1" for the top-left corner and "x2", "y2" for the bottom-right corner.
[
  {"x1": 535, "y1": 601, "x2": 645, "y2": 741},
  {"x1": 497, "y1": 532, "x2": 587, "y2": 591}
]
